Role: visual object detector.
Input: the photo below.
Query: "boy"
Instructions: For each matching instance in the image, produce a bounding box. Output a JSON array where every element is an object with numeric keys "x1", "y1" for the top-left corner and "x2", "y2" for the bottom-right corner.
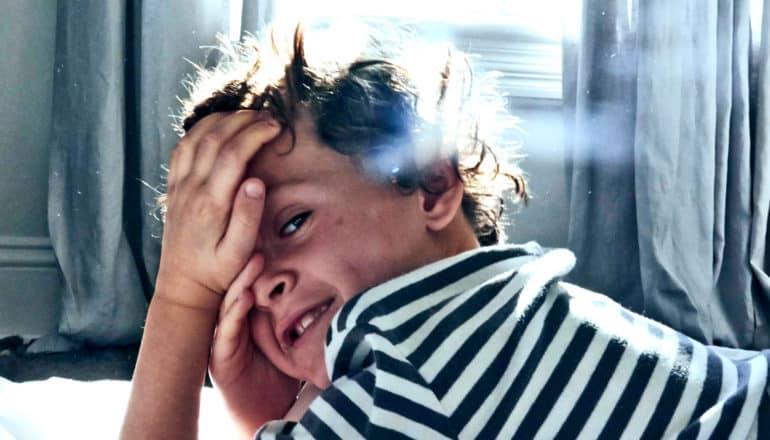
[{"x1": 122, "y1": 23, "x2": 770, "y2": 439}]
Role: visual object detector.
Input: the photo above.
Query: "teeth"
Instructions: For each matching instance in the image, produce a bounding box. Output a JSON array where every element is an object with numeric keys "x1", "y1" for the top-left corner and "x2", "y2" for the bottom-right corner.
[
  {"x1": 292, "y1": 304, "x2": 330, "y2": 341},
  {"x1": 300, "y1": 313, "x2": 315, "y2": 329}
]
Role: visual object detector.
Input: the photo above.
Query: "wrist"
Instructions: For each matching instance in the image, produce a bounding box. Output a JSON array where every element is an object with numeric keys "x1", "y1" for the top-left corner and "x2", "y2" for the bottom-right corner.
[{"x1": 153, "y1": 272, "x2": 223, "y2": 312}]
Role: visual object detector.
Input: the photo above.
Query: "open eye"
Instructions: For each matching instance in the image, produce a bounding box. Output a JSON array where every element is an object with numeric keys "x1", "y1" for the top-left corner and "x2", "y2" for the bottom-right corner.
[{"x1": 280, "y1": 211, "x2": 311, "y2": 237}]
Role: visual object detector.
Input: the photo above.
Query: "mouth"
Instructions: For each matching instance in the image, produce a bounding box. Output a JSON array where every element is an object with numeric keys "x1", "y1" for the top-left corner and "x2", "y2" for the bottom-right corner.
[{"x1": 281, "y1": 299, "x2": 334, "y2": 348}]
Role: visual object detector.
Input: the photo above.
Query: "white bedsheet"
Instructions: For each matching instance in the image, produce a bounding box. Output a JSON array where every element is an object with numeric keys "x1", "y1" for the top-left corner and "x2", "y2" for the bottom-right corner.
[{"x1": 0, "y1": 376, "x2": 235, "y2": 439}]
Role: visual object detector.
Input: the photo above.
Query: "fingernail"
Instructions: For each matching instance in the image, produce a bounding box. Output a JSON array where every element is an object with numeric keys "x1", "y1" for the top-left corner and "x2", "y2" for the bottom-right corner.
[{"x1": 245, "y1": 182, "x2": 262, "y2": 198}]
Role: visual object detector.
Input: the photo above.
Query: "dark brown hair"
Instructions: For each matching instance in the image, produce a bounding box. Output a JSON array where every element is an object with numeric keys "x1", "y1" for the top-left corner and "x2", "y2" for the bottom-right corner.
[{"x1": 171, "y1": 21, "x2": 527, "y2": 245}]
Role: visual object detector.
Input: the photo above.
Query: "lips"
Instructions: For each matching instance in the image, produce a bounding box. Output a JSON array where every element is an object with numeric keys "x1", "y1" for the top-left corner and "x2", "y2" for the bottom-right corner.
[{"x1": 281, "y1": 299, "x2": 333, "y2": 347}]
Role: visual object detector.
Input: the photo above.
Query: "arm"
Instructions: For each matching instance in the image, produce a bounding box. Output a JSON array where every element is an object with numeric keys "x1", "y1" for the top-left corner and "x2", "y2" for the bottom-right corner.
[
  {"x1": 120, "y1": 111, "x2": 281, "y2": 439},
  {"x1": 121, "y1": 285, "x2": 219, "y2": 439}
]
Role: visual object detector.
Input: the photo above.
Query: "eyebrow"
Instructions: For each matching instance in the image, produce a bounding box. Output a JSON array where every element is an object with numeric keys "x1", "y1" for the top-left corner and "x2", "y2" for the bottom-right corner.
[{"x1": 265, "y1": 176, "x2": 311, "y2": 193}]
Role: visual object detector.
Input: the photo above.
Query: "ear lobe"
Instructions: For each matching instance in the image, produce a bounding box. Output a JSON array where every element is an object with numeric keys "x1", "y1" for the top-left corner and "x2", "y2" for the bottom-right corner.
[{"x1": 420, "y1": 160, "x2": 464, "y2": 232}]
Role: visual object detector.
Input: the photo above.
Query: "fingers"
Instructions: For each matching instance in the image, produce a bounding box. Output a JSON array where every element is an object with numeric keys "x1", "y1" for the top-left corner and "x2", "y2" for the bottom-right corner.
[
  {"x1": 213, "y1": 255, "x2": 264, "y2": 360},
  {"x1": 219, "y1": 254, "x2": 264, "y2": 318},
  {"x1": 167, "y1": 113, "x2": 227, "y2": 187},
  {"x1": 206, "y1": 119, "x2": 282, "y2": 199},
  {"x1": 217, "y1": 178, "x2": 265, "y2": 265},
  {"x1": 191, "y1": 111, "x2": 270, "y2": 179}
]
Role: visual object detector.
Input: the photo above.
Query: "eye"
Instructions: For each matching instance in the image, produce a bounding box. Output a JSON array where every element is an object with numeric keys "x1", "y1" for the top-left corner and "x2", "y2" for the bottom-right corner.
[{"x1": 280, "y1": 211, "x2": 311, "y2": 237}]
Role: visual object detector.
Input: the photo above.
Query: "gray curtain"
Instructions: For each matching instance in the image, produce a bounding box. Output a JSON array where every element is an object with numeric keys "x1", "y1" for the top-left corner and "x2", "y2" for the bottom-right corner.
[
  {"x1": 564, "y1": 0, "x2": 770, "y2": 349},
  {"x1": 43, "y1": 0, "x2": 273, "y2": 349}
]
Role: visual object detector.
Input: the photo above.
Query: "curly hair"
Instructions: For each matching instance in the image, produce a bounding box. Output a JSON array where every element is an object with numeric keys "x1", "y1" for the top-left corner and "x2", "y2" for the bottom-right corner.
[{"x1": 169, "y1": 21, "x2": 527, "y2": 245}]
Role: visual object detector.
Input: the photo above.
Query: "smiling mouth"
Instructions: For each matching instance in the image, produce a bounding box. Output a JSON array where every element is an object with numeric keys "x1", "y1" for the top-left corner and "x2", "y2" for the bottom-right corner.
[{"x1": 284, "y1": 299, "x2": 333, "y2": 347}]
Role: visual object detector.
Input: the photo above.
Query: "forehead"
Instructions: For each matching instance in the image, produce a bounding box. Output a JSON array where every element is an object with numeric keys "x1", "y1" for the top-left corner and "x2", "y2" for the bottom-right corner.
[{"x1": 246, "y1": 116, "x2": 353, "y2": 188}]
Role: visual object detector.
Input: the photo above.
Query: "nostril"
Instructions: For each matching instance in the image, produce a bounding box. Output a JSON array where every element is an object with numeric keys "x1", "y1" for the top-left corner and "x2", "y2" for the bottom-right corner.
[{"x1": 269, "y1": 282, "x2": 285, "y2": 299}]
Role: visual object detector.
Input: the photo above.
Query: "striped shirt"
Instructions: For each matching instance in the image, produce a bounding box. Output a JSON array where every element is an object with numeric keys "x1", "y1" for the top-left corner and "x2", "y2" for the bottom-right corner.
[{"x1": 256, "y1": 243, "x2": 770, "y2": 439}]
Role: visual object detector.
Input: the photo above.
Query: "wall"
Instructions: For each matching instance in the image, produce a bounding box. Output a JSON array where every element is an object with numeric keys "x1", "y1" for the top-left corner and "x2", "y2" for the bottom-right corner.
[
  {"x1": 505, "y1": 98, "x2": 569, "y2": 249},
  {"x1": 0, "y1": 0, "x2": 60, "y2": 338}
]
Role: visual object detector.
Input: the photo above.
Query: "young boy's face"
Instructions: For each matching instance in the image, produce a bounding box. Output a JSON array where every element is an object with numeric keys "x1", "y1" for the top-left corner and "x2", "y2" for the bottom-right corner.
[{"x1": 245, "y1": 114, "x2": 438, "y2": 388}]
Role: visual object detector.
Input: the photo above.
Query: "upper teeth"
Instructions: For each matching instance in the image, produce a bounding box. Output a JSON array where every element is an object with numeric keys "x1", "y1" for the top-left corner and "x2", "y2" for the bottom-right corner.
[{"x1": 294, "y1": 304, "x2": 329, "y2": 338}]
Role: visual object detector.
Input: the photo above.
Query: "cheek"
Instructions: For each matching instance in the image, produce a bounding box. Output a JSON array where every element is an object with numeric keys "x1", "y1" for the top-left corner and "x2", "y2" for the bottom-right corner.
[{"x1": 249, "y1": 312, "x2": 299, "y2": 378}]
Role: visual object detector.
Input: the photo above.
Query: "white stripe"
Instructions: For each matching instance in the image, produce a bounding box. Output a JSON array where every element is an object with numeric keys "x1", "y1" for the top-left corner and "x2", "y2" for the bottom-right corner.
[
  {"x1": 619, "y1": 322, "x2": 680, "y2": 439},
  {"x1": 417, "y1": 269, "x2": 528, "y2": 382},
  {"x1": 338, "y1": 249, "x2": 490, "y2": 329},
  {"x1": 420, "y1": 252, "x2": 569, "y2": 384},
  {"x1": 335, "y1": 368, "x2": 376, "y2": 412},
  {"x1": 371, "y1": 407, "x2": 453, "y2": 440},
  {"x1": 371, "y1": 256, "x2": 535, "y2": 332},
  {"x1": 534, "y1": 328, "x2": 611, "y2": 438},
  {"x1": 256, "y1": 421, "x2": 313, "y2": 439},
  {"x1": 696, "y1": 355, "x2": 738, "y2": 440},
  {"x1": 661, "y1": 339, "x2": 709, "y2": 438},
  {"x1": 729, "y1": 354, "x2": 769, "y2": 439},
  {"x1": 458, "y1": 286, "x2": 562, "y2": 438},
  {"x1": 255, "y1": 426, "x2": 277, "y2": 440},
  {"x1": 309, "y1": 396, "x2": 366, "y2": 439},
  {"x1": 502, "y1": 300, "x2": 582, "y2": 438},
  {"x1": 377, "y1": 369, "x2": 447, "y2": 414},
  {"x1": 576, "y1": 312, "x2": 661, "y2": 440},
  {"x1": 437, "y1": 275, "x2": 530, "y2": 413}
]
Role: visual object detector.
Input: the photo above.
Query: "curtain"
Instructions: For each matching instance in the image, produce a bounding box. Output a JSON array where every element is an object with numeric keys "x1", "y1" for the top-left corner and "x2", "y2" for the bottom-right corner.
[
  {"x1": 41, "y1": 0, "x2": 273, "y2": 350},
  {"x1": 564, "y1": 0, "x2": 770, "y2": 349}
]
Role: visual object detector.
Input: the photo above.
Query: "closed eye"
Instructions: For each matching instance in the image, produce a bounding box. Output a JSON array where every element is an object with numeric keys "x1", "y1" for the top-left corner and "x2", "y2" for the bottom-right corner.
[{"x1": 280, "y1": 211, "x2": 311, "y2": 237}]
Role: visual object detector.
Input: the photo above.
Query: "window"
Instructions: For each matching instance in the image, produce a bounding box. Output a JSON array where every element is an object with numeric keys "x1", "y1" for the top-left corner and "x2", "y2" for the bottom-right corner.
[{"x1": 228, "y1": 0, "x2": 568, "y2": 100}]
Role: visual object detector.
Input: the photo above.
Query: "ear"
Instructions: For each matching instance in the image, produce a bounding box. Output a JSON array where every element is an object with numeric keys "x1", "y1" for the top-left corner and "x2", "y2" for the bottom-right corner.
[{"x1": 418, "y1": 160, "x2": 464, "y2": 232}]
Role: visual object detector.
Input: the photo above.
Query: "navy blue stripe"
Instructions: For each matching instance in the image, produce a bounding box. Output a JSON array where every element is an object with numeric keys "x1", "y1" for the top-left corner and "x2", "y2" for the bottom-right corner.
[
  {"x1": 375, "y1": 351, "x2": 433, "y2": 387},
  {"x1": 255, "y1": 421, "x2": 298, "y2": 439},
  {"x1": 597, "y1": 351, "x2": 660, "y2": 439},
  {"x1": 710, "y1": 359, "x2": 752, "y2": 438},
  {"x1": 676, "y1": 424, "x2": 699, "y2": 440},
  {"x1": 334, "y1": 246, "x2": 533, "y2": 333},
  {"x1": 346, "y1": 366, "x2": 453, "y2": 439},
  {"x1": 477, "y1": 290, "x2": 570, "y2": 438},
  {"x1": 332, "y1": 324, "x2": 377, "y2": 381},
  {"x1": 409, "y1": 276, "x2": 511, "y2": 368},
  {"x1": 640, "y1": 334, "x2": 694, "y2": 439},
  {"x1": 320, "y1": 383, "x2": 371, "y2": 436},
  {"x1": 300, "y1": 409, "x2": 343, "y2": 440},
  {"x1": 356, "y1": 248, "x2": 532, "y2": 327},
  {"x1": 363, "y1": 424, "x2": 418, "y2": 440},
  {"x1": 553, "y1": 337, "x2": 628, "y2": 439},
  {"x1": 512, "y1": 323, "x2": 597, "y2": 439},
  {"x1": 351, "y1": 369, "x2": 376, "y2": 394},
  {"x1": 448, "y1": 282, "x2": 551, "y2": 431},
  {"x1": 688, "y1": 347, "x2": 724, "y2": 423},
  {"x1": 758, "y1": 351, "x2": 770, "y2": 440},
  {"x1": 335, "y1": 291, "x2": 365, "y2": 332},
  {"x1": 430, "y1": 281, "x2": 522, "y2": 399},
  {"x1": 280, "y1": 422, "x2": 297, "y2": 435},
  {"x1": 373, "y1": 388, "x2": 455, "y2": 438},
  {"x1": 381, "y1": 295, "x2": 455, "y2": 345},
  {"x1": 676, "y1": 347, "x2": 725, "y2": 439}
]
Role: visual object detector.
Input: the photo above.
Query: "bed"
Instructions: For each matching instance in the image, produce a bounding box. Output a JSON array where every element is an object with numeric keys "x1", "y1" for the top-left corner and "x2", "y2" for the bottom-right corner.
[{"x1": 0, "y1": 376, "x2": 235, "y2": 439}]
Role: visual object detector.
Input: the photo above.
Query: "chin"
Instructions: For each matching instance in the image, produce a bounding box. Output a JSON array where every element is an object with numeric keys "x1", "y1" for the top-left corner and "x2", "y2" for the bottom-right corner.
[{"x1": 295, "y1": 339, "x2": 331, "y2": 389}]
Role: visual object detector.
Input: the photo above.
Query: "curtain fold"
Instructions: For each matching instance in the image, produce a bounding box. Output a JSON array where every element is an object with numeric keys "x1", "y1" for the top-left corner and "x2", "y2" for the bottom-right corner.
[
  {"x1": 564, "y1": 0, "x2": 770, "y2": 349},
  {"x1": 45, "y1": 0, "x2": 267, "y2": 348}
]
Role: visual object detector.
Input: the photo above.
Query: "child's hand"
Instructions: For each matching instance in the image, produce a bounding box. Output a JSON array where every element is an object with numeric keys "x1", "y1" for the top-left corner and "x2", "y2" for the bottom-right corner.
[
  {"x1": 210, "y1": 256, "x2": 301, "y2": 436},
  {"x1": 155, "y1": 111, "x2": 281, "y2": 310}
]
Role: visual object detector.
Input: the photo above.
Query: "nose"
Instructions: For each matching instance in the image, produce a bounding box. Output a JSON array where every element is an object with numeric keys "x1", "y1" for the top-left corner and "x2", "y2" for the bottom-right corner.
[{"x1": 253, "y1": 269, "x2": 296, "y2": 309}]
